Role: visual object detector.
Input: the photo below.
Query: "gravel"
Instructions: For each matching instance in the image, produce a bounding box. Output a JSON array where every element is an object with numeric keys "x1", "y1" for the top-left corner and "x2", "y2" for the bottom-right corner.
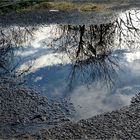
[
  {"x1": 11, "y1": 93, "x2": 140, "y2": 140},
  {"x1": 0, "y1": 85, "x2": 75, "y2": 138}
]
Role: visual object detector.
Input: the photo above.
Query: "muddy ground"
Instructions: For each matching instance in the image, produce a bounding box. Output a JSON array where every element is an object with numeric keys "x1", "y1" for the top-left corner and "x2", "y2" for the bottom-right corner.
[{"x1": 0, "y1": 1, "x2": 140, "y2": 27}]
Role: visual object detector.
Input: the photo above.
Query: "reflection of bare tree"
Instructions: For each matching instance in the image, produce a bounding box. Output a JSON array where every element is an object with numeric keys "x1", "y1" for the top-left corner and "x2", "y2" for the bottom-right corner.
[
  {"x1": 0, "y1": 26, "x2": 35, "y2": 85},
  {"x1": 49, "y1": 23, "x2": 118, "y2": 87},
  {"x1": 115, "y1": 10, "x2": 140, "y2": 50},
  {"x1": 49, "y1": 10, "x2": 140, "y2": 87},
  {"x1": 0, "y1": 10, "x2": 140, "y2": 87}
]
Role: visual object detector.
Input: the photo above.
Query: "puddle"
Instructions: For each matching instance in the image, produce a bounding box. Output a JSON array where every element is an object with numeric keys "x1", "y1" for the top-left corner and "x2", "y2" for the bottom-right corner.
[{"x1": 1, "y1": 9, "x2": 140, "y2": 135}]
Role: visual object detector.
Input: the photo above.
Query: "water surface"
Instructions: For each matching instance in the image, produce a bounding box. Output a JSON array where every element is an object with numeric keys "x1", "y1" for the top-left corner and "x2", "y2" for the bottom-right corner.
[{"x1": 1, "y1": 9, "x2": 140, "y2": 121}]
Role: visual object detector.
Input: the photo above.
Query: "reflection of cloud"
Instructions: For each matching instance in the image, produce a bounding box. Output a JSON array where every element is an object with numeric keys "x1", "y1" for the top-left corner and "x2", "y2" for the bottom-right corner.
[
  {"x1": 26, "y1": 52, "x2": 70, "y2": 71},
  {"x1": 15, "y1": 25, "x2": 71, "y2": 73},
  {"x1": 70, "y1": 83, "x2": 136, "y2": 121},
  {"x1": 125, "y1": 52, "x2": 140, "y2": 63},
  {"x1": 34, "y1": 76, "x2": 43, "y2": 82},
  {"x1": 25, "y1": 64, "x2": 71, "y2": 98},
  {"x1": 17, "y1": 49, "x2": 38, "y2": 57},
  {"x1": 31, "y1": 25, "x2": 60, "y2": 48},
  {"x1": 128, "y1": 60, "x2": 140, "y2": 76}
]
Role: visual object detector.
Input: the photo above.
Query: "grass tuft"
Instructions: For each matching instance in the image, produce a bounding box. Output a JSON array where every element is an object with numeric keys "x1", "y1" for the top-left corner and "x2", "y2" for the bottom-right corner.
[{"x1": 80, "y1": 3, "x2": 105, "y2": 12}]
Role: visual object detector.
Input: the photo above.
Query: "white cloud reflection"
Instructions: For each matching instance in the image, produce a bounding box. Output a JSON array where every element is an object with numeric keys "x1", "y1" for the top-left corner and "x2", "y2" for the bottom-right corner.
[
  {"x1": 70, "y1": 83, "x2": 136, "y2": 120},
  {"x1": 16, "y1": 25, "x2": 70, "y2": 72}
]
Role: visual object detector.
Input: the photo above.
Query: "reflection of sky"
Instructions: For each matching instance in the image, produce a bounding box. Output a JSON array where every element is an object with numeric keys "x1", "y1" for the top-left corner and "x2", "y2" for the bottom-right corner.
[
  {"x1": 16, "y1": 25, "x2": 70, "y2": 71},
  {"x1": 14, "y1": 10, "x2": 140, "y2": 120},
  {"x1": 70, "y1": 83, "x2": 135, "y2": 120}
]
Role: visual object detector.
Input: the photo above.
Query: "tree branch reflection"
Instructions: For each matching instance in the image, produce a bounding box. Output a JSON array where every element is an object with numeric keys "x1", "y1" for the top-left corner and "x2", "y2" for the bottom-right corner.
[
  {"x1": 49, "y1": 10, "x2": 140, "y2": 88},
  {"x1": 0, "y1": 26, "x2": 35, "y2": 86},
  {"x1": 0, "y1": 10, "x2": 140, "y2": 88}
]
